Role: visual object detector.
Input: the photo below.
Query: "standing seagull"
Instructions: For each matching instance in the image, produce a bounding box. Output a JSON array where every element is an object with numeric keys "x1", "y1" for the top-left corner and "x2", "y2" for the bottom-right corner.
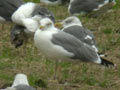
[
  {"x1": 55, "y1": 16, "x2": 98, "y2": 52},
  {"x1": 34, "y1": 18, "x2": 115, "y2": 67},
  {"x1": 68, "y1": 0, "x2": 116, "y2": 16},
  {"x1": 1, "y1": 74, "x2": 36, "y2": 90}
]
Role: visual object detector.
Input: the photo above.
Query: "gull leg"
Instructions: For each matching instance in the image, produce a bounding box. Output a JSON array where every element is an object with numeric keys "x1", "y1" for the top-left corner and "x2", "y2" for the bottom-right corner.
[
  {"x1": 2, "y1": 23, "x2": 5, "y2": 30},
  {"x1": 54, "y1": 60, "x2": 59, "y2": 80},
  {"x1": 49, "y1": 60, "x2": 61, "y2": 83},
  {"x1": 22, "y1": 37, "x2": 28, "y2": 56},
  {"x1": 21, "y1": 32, "x2": 29, "y2": 57},
  {"x1": 10, "y1": 23, "x2": 14, "y2": 30}
]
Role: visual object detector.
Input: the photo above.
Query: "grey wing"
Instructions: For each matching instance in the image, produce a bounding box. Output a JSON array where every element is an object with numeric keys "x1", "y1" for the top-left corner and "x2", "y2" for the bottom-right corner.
[
  {"x1": 84, "y1": 28, "x2": 96, "y2": 45},
  {"x1": 15, "y1": 85, "x2": 36, "y2": 90},
  {"x1": 69, "y1": 0, "x2": 106, "y2": 14},
  {"x1": 63, "y1": 25, "x2": 96, "y2": 46},
  {"x1": 52, "y1": 31, "x2": 99, "y2": 62},
  {"x1": 0, "y1": 0, "x2": 24, "y2": 21},
  {"x1": 32, "y1": 5, "x2": 55, "y2": 23}
]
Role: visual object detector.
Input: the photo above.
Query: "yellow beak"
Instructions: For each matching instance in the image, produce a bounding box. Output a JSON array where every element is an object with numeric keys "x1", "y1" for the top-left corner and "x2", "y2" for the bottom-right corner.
[
  {"x1": 54, "y1": 23, "x2": 63, "y2": 29},
  {"x1": 40, "y1": 26, "x2": 45, "y2": 29}
]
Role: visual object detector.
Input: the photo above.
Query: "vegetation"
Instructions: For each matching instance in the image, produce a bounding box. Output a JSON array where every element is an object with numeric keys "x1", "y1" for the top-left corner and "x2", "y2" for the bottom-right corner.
[{"x1": 0, "y1": 0, "x2": 120, "y2": 90}]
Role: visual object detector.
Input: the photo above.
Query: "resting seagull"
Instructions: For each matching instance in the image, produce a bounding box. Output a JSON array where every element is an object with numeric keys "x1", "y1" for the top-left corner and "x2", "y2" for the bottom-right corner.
[
  {"x1": 0, "y1": 0, "x2": 24, "y2": 30},
  {"x1": 0, "y1": 0, "x2": 24, "y2": 22},
  {"x1": 68, "y1": 0, "x2": 116, "y2": 16},
  {"x1": 1, "y1": 73, "x2": 36, "y2": 90},
  {"x1": 11, "y1": 2, "x2": 55, "y2": 48},
  {"x1": 34, "y1": 18, "x2": 115, "y2": 67},
  {"x1": 56, "y1": 16, "x2": 98, "y2": 52},
  {"x1": 12, "y1": 2, "x2": 55, "y2": 26}
]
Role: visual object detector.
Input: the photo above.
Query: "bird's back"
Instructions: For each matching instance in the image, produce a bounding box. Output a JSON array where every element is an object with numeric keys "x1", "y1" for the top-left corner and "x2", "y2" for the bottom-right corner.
[{"x1": 14, "y1": 85, "x2": 36, "y2": 90}]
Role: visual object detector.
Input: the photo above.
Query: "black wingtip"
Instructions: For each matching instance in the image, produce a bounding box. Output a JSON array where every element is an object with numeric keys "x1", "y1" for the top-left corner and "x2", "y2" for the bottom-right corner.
[{"x1": 101, "y1": 57, "x2": 115, "y2": 67}]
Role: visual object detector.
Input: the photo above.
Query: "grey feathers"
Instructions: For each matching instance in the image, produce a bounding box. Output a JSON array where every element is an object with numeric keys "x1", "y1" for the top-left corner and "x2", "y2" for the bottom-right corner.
[
  {"x1": 0, "y1": 0, "x2": 24, "y2": 21},
  {"x1": 14, "y1": 85, "x2": 36, "y2": 90},
  {"x1": 32, "y1": 5, "x2": 55, "y2": 22},
  {"x1": 69, "y1": 0, "x2": 110, "y2": 15},
  {"x1": 52, "y1": 31, "x2": 99, "y2": 62},
  {"x1": 63, "y1": 25, "x2": 96, "y2": 46}
]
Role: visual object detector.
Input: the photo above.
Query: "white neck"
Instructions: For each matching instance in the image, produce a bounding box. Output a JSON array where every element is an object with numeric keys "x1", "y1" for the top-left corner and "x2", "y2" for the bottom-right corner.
[{"x1": 47, "y1": 25, "x2": 56, "y2": 31}]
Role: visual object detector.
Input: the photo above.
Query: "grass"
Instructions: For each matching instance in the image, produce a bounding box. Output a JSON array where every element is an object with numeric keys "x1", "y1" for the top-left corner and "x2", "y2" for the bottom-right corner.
[{"x1": 0, "y1": 0, "x2": 120, "y2": 90}]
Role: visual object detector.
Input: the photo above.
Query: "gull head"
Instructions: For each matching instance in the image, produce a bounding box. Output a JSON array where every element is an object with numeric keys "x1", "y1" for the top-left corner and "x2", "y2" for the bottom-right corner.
[
  {"x1": 61, "y1": 16, "x2": 82, "y2": 27},
  {"x1": 12, "y1": 73, "x2": 29, "y2": 87},
  {"x1": 40, "y1": 18, "x2": 54, "y2": 30}
]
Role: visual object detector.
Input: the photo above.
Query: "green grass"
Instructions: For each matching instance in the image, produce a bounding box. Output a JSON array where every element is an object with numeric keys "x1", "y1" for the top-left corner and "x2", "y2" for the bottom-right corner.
[{"x1": 0, "y1": 0, "x2": 120, "y2": 90}]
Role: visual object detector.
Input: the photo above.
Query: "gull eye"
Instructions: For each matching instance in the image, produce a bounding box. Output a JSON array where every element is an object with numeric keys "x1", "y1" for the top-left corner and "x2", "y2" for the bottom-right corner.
[
  {"x1": 46, "y1": 23, "x2": 52, "y2": 27},
  {"x1": 65, "y1": 19, "x2": 72, "y2": 24}
]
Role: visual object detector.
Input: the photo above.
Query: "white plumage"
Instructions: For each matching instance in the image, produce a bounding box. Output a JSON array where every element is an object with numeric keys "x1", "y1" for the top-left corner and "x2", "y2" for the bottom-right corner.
[
  {"x1": 12, "y1": 74, "x2": 29, "y2": 87},
  {"x1": 3, "y1": 74, "x2": 36, "y2": 90},
  {"x1": 12, "y1": 2, "x2": 36, "y2": 25}
]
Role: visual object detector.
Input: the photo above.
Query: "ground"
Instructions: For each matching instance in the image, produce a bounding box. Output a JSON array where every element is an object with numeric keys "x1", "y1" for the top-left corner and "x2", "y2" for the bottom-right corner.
[{"x1": 0, "y1": 0, "x2": 120, "y2": 90}]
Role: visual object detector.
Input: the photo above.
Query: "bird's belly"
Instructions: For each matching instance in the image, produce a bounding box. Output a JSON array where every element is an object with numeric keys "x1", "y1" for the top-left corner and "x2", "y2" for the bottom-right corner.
[{"x1": 35, "y1": 41, "x2": 73, "y2": 59}]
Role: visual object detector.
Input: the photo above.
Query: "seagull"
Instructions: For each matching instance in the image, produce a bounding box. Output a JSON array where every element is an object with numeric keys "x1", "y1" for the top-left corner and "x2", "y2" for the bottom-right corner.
[
  {"x1": 11, "y1": 2, "x2": 55, "y2": 48},
  {"x1": 0, "y1": 0, "x2": 24, "y2": 30},
  {"x1": 0, "y1": 0, "x2": 24, "y2": 22},
  {"x1": 68, "y1": 0, "x2": 116, "y2": 16},
  {"x1": 1, "y1": 73, "x2": 36, "y2": 90},
  {"x1": 55, "y1": 16, "x2": 98, "y2": 52},
  {"x1": 12, "y1": 2, "x2": 55, "y2": 26},
  {"x1": 34, "y1": 18, "x2": 115, "y2": 67}
]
